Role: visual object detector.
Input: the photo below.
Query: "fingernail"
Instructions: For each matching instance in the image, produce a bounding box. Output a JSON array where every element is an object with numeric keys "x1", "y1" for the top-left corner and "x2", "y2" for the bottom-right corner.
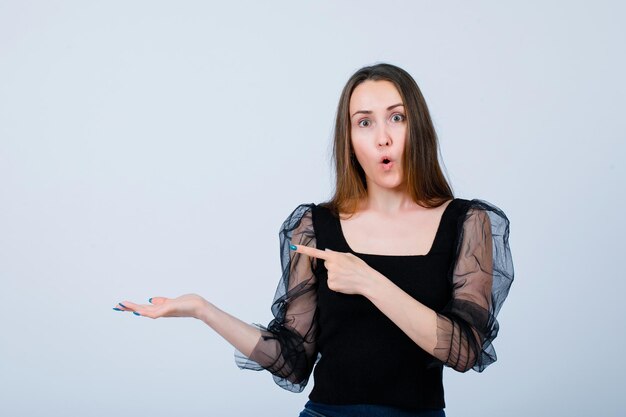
[
  {"x1": 289, "y1": 244, "x2": 297, "y2": 250},
  {"x1": 118, "y1": 303, "x2": 127, "y2": 308},
  {"x1": 133, "y1": 312, "x2": 141, "y2": 316},
  {"x1": 112, "y1": 307, "x2": 122, "y2": 311},
  {"x1": 148, "y1": 298, "x2": 153, "y2": 303}
]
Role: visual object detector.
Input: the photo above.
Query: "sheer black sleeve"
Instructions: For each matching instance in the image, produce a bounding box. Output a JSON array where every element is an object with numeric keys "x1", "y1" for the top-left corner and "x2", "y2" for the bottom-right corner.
[
  {"x1": 433, "y1": 199, "x2": 514, "y2": 372},
  {"x1": 234, "y1": 203, "x2": 319, "y2": 392}
]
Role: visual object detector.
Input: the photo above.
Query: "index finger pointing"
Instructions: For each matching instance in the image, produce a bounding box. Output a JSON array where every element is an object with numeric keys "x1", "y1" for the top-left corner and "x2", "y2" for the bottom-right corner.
[{"x1": 290, "y1": 244, "x2": 332, "y2": 260}]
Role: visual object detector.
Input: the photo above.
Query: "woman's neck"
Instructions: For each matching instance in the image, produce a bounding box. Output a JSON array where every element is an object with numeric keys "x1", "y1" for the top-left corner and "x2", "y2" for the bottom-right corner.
[{"x1": 360, "y1": 183, "x2": 418, "y2": 215}]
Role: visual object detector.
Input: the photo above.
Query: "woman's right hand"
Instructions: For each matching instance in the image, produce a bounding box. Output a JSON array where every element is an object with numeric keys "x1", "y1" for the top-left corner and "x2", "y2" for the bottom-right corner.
[
  {"x1": 113, "y1": 294, "x2": 210, "y2": 320},
  {"x1": 114, "y1": 293, "x2": 264, "y2": 360}
]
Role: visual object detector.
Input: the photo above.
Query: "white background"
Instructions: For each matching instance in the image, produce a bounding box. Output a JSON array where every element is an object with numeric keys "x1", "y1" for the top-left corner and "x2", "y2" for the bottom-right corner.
[{"x1": 1, "y1": 1, "x2": 624, "y2": 416}]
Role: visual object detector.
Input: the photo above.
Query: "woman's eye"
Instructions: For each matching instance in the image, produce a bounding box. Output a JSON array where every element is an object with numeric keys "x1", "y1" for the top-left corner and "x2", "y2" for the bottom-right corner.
[
  {"x1": 358, "y1": 119, "x2": 371, "y2": 128},
  {"x1": 391, "y1": 113, "x2": 405, "y2": 122}
]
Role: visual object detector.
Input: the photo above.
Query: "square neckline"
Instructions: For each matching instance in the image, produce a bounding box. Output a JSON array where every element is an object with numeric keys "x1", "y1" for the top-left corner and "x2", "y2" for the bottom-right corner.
[{"x1": 336, "y1": 198, "x2": 456, "y2": 258}]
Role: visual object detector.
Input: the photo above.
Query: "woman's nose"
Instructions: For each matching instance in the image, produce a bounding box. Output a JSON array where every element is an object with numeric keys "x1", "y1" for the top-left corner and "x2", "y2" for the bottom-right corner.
[{"x1": 377, "y1": 125, "x2": 392, "y2": 147}]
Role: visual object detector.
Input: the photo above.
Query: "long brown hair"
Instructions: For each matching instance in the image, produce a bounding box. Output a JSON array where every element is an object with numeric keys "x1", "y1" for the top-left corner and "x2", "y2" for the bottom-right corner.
[{"x1": 322, "y1": 63, "x2": 453, "y2": 218}]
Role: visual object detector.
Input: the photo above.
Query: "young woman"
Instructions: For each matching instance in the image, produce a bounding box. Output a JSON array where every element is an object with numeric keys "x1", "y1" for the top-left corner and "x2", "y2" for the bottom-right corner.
[{"x1": 114, "y1": 63, "x2": 514, "y2": 417}]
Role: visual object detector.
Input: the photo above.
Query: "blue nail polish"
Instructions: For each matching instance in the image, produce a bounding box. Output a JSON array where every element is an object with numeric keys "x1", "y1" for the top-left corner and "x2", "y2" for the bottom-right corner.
[
  {"x1": 148, "y1": 298, "x2": 153, "y2": 303},
  {"x1": 113, "y1": 307, "x2": 122, "y2": 311},
  {"x1": 118, "y1": 303, "x2": 127, "y2": 308},
  {"x1": 290, "y1": 244, "x2": 297, "y2": 250},
  {"x1": 133, "y1": 312, "x2": 141, "y2": 316}
]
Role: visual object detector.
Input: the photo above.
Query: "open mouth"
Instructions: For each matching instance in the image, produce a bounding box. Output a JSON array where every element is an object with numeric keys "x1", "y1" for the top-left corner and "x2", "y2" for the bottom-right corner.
[{"x1": 380, "y1": 157, "x2": 394, "y2": 170}]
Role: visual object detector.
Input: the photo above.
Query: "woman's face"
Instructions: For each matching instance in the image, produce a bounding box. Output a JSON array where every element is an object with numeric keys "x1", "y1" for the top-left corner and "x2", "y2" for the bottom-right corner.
[{"x1": 349, "y1": 80, "x2": 407, "y2": 191}]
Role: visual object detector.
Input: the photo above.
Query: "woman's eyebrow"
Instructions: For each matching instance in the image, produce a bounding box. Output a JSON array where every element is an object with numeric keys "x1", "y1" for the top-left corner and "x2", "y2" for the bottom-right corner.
[{"x1": 351, "y1": 103, "x2": 404, "y2": 118}]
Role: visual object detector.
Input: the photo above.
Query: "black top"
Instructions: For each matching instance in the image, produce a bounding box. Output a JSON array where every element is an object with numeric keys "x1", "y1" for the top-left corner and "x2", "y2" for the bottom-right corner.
[{"x1": 235, "y1": 198, "x2": 514, "y2": 412}]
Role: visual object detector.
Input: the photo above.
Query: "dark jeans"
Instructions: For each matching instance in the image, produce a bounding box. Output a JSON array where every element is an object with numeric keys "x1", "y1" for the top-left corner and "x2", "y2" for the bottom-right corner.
[{"x1": 298, "y1": 400, "x2": 446, "y2": 417}]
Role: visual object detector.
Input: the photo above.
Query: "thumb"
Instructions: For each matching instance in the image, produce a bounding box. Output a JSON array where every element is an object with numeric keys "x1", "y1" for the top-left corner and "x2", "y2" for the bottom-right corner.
[{"x1": 149, "y1": 296, "x2": 169, "y2": 305}]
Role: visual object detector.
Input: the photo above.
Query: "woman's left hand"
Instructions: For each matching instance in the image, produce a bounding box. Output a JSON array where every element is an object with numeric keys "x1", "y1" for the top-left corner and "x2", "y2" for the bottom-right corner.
[{"x1": 290, "y1": 244, "x2": 378, "y2": 295}]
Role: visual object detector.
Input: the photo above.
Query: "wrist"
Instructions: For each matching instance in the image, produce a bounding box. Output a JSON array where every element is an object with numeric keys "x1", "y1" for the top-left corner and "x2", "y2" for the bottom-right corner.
[
  {"x1": 362, "y1": 269, "x2": 385, "y2": 299},
  {"x1": 195, "y1": 299, "x2": 215, "y2": 323}
]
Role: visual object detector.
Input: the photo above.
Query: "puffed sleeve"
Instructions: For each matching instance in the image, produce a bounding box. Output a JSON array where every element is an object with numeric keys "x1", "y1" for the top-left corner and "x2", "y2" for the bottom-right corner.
[
  {"x1": 234, "y1": 203, "x2": 319, "y2": 392},
  {"x1": 432, "y1": 199, "x2": 514, "y2": 372}
]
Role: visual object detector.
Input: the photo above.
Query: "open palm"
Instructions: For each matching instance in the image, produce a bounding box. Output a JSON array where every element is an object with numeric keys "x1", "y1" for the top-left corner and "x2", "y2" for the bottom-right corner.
[{"x1": 114, "y1": 293, "x2": 208, "y2": 319}]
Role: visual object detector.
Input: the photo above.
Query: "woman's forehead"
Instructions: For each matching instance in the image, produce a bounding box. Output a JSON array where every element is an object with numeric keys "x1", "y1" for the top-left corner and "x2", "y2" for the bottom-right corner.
[{"x1": 349, "y1": 80, "x2": 403, "y2": 112}]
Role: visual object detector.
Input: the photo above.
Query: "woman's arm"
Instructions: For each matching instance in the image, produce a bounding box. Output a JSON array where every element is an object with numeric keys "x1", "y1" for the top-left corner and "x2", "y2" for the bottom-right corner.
[
  {"x1": 360, "y1": 208, "x2": 493, "y2": 368},
  {"x1": 362, "y1": 274, "x2": 440, "y2": 355},
  {"x1": 198, "y1": 301, "x2": 264, "y2": 359},
  {"x1": 115, "y1": 203, "x2": 319, "y2": 391},
  {"x1": 287, "y1": 246, "x2": 441, "y2": 357}
]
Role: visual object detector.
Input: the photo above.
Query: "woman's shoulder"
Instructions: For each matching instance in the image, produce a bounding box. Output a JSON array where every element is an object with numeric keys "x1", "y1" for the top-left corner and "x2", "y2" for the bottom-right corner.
[
  {"x1": 448, "y1": 196, "x2": 506, "y2": 212},
  {"x1": 451, "y1": 198, "x2": 512, "y2": 240},
  {"x1": 283, "y1": 202, "x2": 318, "y2": 216},
  {"x1": 279, "y1": 203, "x2": 316, "y2": 232},
  {"x1": 299, "y1": 201, "x2": 336, "y2": 219},
  {"x1": 281, "y1": 202, "x2": 340, "y2": 236},
  {"x1": 454, "y1": 197, "x2": 510, "y2": 218}
]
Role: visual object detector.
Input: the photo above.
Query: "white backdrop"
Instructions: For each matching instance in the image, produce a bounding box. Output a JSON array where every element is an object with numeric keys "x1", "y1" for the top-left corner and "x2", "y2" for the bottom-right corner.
[{"x1": 1, "y1": 1, "x2": 624, "y2": 416}]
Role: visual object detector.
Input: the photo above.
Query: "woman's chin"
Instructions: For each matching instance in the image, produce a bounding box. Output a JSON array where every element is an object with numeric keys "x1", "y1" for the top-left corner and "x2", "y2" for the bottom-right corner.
[{"x1": 366, "y1": 177, "x2": 405, "y2": 191}]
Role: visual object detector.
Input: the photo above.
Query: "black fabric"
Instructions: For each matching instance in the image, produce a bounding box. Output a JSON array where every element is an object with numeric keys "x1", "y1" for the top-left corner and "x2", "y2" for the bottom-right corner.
[{"x1": 235, "y1": 198, "x2": 514, "y2": 411}]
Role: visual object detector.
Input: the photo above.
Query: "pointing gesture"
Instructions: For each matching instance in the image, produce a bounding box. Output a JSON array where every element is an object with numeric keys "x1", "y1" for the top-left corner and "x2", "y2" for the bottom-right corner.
[{"x1": 290, "y1": 244, "x2": 378, "y2": 295}]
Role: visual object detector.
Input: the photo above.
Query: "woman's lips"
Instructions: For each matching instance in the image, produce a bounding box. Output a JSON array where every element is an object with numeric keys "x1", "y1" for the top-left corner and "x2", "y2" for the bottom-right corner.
[{"x1": 381, "y1": 161, "x2": 394, "y2": 171}]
